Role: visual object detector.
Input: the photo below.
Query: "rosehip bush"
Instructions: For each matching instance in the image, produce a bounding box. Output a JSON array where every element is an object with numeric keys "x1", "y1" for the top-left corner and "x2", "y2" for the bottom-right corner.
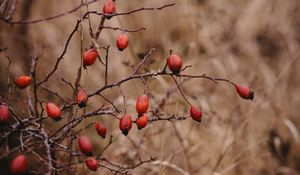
[{"x1": 0, "y1": 1, "x2": 255, "y2": 174}]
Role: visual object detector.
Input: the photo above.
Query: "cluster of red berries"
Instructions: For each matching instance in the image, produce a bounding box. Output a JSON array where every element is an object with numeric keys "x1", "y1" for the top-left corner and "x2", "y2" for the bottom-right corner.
[
  {"x1": 83, "y1": 0, "x2": 128, "y2": 67},
  {"x1": 82, "y1": 33, "x2": 128, "y2": 67},
  {"x1": 119, "y1": 94, "x2": 150, "y2": 135},
  {"x1": 82, "y1": 32, "x2": 128, "y2": 67},
  {"x1": 3, "y1": 54, "x2": 254, "y2": 173},
  {"x1": 73, "y1": 123, "x2": 107, "y2": 171},
  {"x1": 77, "y1": 131, "x2": 105, "y2": 171},
  {"x1": 2, "y1": 0, "x2": 255, "y2": 173},
  {"x1": 3, "y1": 60, "x2": 254, "y2": 174}
]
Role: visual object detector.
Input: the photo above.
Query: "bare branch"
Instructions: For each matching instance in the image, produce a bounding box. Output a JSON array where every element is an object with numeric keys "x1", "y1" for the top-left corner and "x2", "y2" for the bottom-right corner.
[
  {"x1": 133, "y1": 48, "x2": 155, "y2": 75},
  {"x1": 2, "y1": 0, "x2": 98, "y2": 24}
]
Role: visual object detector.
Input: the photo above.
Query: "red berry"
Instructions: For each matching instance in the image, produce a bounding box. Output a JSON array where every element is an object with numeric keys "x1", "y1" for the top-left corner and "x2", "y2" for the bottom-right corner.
[
  {"x1": 136, "y1": 94, "x2": 149, "y2": 115},
  {"x1": 76, "y1": 88, "x2": 88, "y2": 108},
  {"x1": 136, "y1": 114, "x2": 148, "y2": 130},
  {"x1": 235, "y1": 84, "x2": 254, "y2": 100},
  {"x1": 78, "y1": 136, "x2": 93, "y2": 155},
  {"x1": 190, "y1": 106, "x2": 202, "y2": 122},
  {"x1": 46, "y1": 103, "x2": 61, "y2": 120},
  {"x1": 116, "y1": 34, "x2": 128, "y2": 51},
  {"x1": 0, "y1": 103, "x2": 9, "y2": 122},
  {"x1": 85, "y1": 157, "x2": 98, "y2": 171},
  {"x1": 10, "y1": 154, "x2": 27, "y2": 174},
  {"x1": 167, "y1": 54, "x2": 182, "y2": 73},
  {"x1": 119, "y1": 114, "x2": 132, "y2": 136},
  {"x1": 83, "y1": 49, "x2": 98, "y2": 66},
  {"x1": 15, "y1": 75, "x2": 32, "y2": 89},
  {"x1": 94, "y1": 122, "x2": 107, "y2": 139},
  {"x1": 103, "y1": 0, "x2": 116, "y2": 19}
]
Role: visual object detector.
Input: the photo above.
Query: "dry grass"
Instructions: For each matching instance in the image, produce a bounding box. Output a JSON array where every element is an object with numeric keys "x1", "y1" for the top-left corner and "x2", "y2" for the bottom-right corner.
[{"x1": 1, "y1": 0, "x2": 300, "y2": 174}]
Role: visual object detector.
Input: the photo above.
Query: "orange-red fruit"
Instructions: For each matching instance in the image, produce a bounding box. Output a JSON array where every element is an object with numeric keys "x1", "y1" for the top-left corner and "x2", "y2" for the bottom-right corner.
[
  {"x1": 119, "y1": 114, "x2": 132, "y2": 136},
  {"x1": 15, "y1": 75, "x2": 32, "y2": 89},
  {"x1": 0, "y1": 104, "x2": 9, "y2": 122},
  {"x1": 78, "y1": 136, "x2": 93, "y2": 155},
  {"x1": 10, "y1": 154, "x2": 27, "y2": 174},
  {"x1": 46, "y1": 103, "x2": 61, "y2": 120},
  {"x1": 190, "y1": 106, "x2": 202, "y2": 122},
  {"x1": 94, "y1": 122, "x2": 107, "y2": 139},
  {"x1": 116, "y1": 34, "x2": 128, "y2": 51},
  {"x1": 85, "y1": 157, "x2": 98, "y2": 171},
  {"x1": 83, "y1": 49, "x2": 98, "y2": 66},
  {"x1": 136, "y1": 94, "x2": 149, "y2": 115},
  {"x1": 167, "y1": 54, "x2": 182, "y2": 73},
  {"x1": 103, "y1": 0, "x2": 116, "y2": 19},
  {"x1": 235, "y1": 84, "x2": 254, "y2": 100},
  {"x1": 76, "y1": 89, "x2": 88, "y2": 108},
  {"x1": 136, "y1": 114, "x2": 148, "y2": 130}
]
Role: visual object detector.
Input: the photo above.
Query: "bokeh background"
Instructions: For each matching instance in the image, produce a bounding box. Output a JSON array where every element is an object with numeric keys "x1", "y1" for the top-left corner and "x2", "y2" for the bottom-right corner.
[{"x1": 1, "y1": 0, "x2": 300, "y2": 174}]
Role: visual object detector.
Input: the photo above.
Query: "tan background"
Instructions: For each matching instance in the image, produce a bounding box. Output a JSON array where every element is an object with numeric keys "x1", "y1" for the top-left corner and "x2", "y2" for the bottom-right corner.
[{"x1": 1, "y1": 0, "x2": 300, "y2": 174}]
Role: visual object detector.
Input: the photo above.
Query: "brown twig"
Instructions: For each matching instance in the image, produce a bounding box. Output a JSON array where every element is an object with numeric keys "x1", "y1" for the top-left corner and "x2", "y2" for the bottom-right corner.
[
  {"x1": 30, "y1": 56, "x2": 40, "y2": 117},
  {"x1": 0, "y1": 47, "x2": 7, "y2": 53},
  {"x1": 97, "y1": 93, "x2": 121, "y2": 113},
  {"x1": 171, "y1": 75, "x2": 192, "y2": 106},
  {"x1": 102, "y1": 26, "x2": 146, "y2": 33},
  {"x1": 2, "y1": 0, "x2": 98, "y2": 24},
  {"x1": 118, "y1": 85, "x2": 127, "y2": 114},
  {"x1": 104, "y1": 45, "x2": 110, "y2": 85},
  {"x1": 90, "y1": 3, "x2": 176, "y2": 19},
  {"x1": 133, "y1": 48, "x2": 155, "y2": 75},
  {"x1": 37, "y1": 20, "x2": 82, "y2": 86}
]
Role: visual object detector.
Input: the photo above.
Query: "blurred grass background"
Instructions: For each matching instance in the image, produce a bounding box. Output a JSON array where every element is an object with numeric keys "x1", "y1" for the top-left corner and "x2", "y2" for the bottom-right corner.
[{"x1": 1, "y1": 0, "x2": 300, "y2": 174}]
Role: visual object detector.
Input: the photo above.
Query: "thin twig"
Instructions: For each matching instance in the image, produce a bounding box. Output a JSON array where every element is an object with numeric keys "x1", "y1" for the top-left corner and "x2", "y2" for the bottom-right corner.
[
  {"x1": 133, "y1": 48, "x2": 155, "y2": 75},
  {"x1": 37, "y1": 20, "x2": 82, "y2": 86},
  {"x1": 118, "y1": 85, "x2": 126, "y2": 114},
  {"x1": 2, "y1": 0, "x2": 98, "y2": 24},
  {"x1": 171, "y1": 75, "x2": 192, "y2": 106},
  {"x1": 104, "y1": 45, "x2": 110, "y2": 85},
  {"x1": 90, "y1": 3, "x2": 176, "y2": 19},
  {"x1": 102, "y1": 26, "x2": 146, "y2": 33}
]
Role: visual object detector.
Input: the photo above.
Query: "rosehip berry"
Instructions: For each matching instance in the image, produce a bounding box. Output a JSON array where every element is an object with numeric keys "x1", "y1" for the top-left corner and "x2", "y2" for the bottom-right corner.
[
  {"x1": 78, "y1": 136, "x2": 93, "y2": 155},
  {"x1": 136, "y1": 94, "x2": 149, "y2": 115},
  {"x1": 190, "y1": 106, "x2": 202, "y2": 122},
  {"x1": 119, "y1": 114, "x2": 132, "y2": 136},
  {"x1": 167, "y1": 53, "x2": 182, "y2": 74},
  {"x1": 116, "y1": 34, "x2": 128, "y2": 51},
  {"x1": 0, "y1": 103, "x2": 9, "y2": 122},
  {"x1": 46, "y1": 103, "x2": 61, "y2": 120},
  {"x1": 15, "y1": 75, "x2": 32, "y2": 89},
  {"x1": 235, "y1": 84, "x2": 254, "y2": 100},
  {"x1": 94, "y1": 122, "x2": 107, "y2": 139},
  {"x1": 136, "y1": 114, "x2": 148, "y2": 130},
  {"x1": 103, "y1": 0, "x2": 116, "y2": 19},
  {"x1": 85, "y1": 157, "x2": 98, "y2": 171},
  {"x1": 10, "y1": 154, "x2": 27, "y2": 174},
  {"x1": 76, "y1": 88, "x2": 88, "y2": 108},
  {"x1": 83, "y1": 48, "x2": 98, "y2": 67}
]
